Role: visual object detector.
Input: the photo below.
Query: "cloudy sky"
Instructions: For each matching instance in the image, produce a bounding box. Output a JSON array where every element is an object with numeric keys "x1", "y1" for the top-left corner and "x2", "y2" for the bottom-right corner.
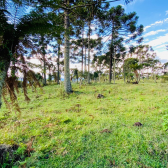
[{"x1": 112, "y1": 0, "x2": 168, "y2": 63}]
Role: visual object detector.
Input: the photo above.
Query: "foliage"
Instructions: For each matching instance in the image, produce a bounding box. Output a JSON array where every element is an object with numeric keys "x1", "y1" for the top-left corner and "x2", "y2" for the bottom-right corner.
[
  {"x1": 35, "y1": 73, "x2": 43, "y2": 82},
  {"x1": 162, "y1": 114, "x2": 168, "y2": 131},
  {"x1": 98, "y1": 5, "x2": 143, "y2": 83},
  {"x1": 2, "y1": 70, "x2": 42, "y2": 114},
  {"x1": 163, "y1": 62, "x2": 168, "y2": 74},
  {"x1": 123, "y1": 58, "x2": 142, "y2": 81},
  {"x1": 161, "y1": 75, "x2": 168, "y2": 82},
  {"x1": 0, "y1": 0, "x2": 59, "y2": 111}
]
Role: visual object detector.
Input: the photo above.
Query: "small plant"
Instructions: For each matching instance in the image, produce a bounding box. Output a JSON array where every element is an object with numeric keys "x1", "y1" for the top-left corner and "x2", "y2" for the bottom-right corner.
[
  {"x1": 15, "y1": 146, "x2": 27, "y2": 156},
  {"x1": 162, "y1": 114, "x2": 168, "y2": 131},
  {"x1": 161, "y1": 75, "x2": 168, "y2": 83}
]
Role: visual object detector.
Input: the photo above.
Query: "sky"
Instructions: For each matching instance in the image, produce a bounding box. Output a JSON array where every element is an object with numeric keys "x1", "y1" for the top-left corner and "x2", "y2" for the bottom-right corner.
[{"x1": 112, "y1": 0, "x2": 168, "y2": 63}]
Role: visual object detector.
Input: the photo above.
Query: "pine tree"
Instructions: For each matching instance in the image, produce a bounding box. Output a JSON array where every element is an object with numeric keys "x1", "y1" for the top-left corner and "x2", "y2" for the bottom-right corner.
[{"x1": 102, "y1": 5, "x2": 143, "y2": 83}]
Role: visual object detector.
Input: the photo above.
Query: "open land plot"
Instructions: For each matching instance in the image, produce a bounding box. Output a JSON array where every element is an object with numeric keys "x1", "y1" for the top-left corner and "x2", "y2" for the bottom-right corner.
[{"x1": 1, "y1": 80, "x2": 168, "y2": 167}]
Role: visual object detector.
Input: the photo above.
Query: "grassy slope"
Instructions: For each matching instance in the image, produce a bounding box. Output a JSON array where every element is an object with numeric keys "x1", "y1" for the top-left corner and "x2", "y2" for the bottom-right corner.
[{"x1": 0, "y1": 80, "x2": 168, "y2": 167}]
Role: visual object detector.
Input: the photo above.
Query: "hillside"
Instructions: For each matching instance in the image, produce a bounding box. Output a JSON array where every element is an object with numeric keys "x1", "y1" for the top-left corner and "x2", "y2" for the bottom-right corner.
[{"x1": 1, "y1": 81, "x2": 168, "y2": 167}]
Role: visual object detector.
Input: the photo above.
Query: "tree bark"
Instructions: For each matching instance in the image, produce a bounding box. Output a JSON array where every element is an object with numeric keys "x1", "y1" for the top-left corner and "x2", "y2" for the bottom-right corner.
[
  {"x1": 64, "y1": 8, "x2": 72, "y2": 93},
  {"x1": 134, "y1": 70, "x2": 139, "y2": 82},
  {"x1": 109, "y1": 52, "x2": 112, "y2": 83},
  {"x1": 109, "y1": 24, "x2": 114, "y2": 83},
  {"x1": 43, "y1": 54, "x2": 46, "y2": 86},
  {"x1": 41, "y1": 36, "x2": 46, "y2": 86},
  {"x1": 123, "y1": 66, "x2": 126, "y2": 83},
  {"x1": 81, "y1": 27, "x2": 84, "y2": 74},
  {"x1": 87, "y1": 20, "x2": 91, "y2": 84},
  {"x1": 0, "y1": 61, "x2": 10, "y2": 108},
  {"x1": 57, "y1": 44, "x2": 60, "y2": 84},
  {"x1": 84, "y1": 46, "x2": 87, "y2": 72},
  {"x1": 113, "y1": 52, "x2": 116, "y2": 84}
]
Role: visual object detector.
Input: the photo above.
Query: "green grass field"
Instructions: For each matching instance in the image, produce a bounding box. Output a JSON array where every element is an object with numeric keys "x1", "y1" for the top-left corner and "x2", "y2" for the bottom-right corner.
[{"x1": 1, "y1": 80, "x2": 168, "y2": 167}]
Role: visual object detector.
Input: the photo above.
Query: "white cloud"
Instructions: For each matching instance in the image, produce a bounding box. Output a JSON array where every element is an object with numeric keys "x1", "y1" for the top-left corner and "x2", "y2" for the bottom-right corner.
[
  {"x1": 144, "y1": 38, "x2": 149, "y2": 42},
  {"x1": 166, "y1": 10, "x2": 168, "y2": 15},
  {"x1": 130, "y1": 0, "x2": 144, "y2": 5},
  {"x1": 152, "y1": 21, "x2": 163, "y2": 25},
  {"x1": 144, "y1": 29, "x2": 167, "y2": 37},
  {"x1": 155, "y1": 44, "x2": 167, "y2": 49},
  {"x1": 144, "y1": 18, "x2": 168, "y2": 31},
  {"x1": 145, "y1": 33, "x2": 168, "y2": 47},
  {"x1": 119, "y1": 4, "x2": 125, "y2": 8},
  {"x1": 156, "y1": 50, "x2": 168, "y2": 61},
  {"x1": 91, "y1": 24, "x2": 96, "y2": 30},
  {"x1": 164, "y1": 18, "x2": 168, "y2": 22},
  {"x1": 144, "y1": 26, "x2": 151, "y2": 31},
  {"x1": 90, "y1": 34, "x2": 98, "y2": 39}
]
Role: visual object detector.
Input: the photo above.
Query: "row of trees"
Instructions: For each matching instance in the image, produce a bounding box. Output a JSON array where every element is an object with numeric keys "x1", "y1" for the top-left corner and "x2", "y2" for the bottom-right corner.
[
  {"x1": 71, "y1": 45, "x2": 162, "y2": 84},
  {"x1": 0, "y1": 0, "x2": 164, "y2": 111},
  {"x1": 92, "y1": 45, "x2": 161, "y2": 83},
  {"x1": 0, "y1": 0, "x2": 138, "y2": 108}
]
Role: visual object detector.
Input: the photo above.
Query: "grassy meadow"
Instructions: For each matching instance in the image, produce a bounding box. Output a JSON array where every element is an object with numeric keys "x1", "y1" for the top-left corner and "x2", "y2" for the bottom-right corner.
[{"x1": 1, "y1": 79, "x2": 168, "y2": 167}]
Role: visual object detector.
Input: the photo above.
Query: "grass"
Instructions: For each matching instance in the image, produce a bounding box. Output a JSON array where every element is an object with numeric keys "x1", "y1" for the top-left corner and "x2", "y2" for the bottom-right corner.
[{"x1": 1, "y1": 79, "x2": 168, "y2": 167}]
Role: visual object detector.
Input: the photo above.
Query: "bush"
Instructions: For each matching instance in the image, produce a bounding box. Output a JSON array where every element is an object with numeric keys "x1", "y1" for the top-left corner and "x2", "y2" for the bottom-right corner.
[{"x1": 161, "y1": 75, "x2": 168, "y2": 82}]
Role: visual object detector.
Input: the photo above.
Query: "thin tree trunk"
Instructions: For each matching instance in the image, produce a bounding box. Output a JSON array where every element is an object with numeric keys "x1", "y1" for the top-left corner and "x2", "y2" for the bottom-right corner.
[
  {"x1": 84, "y1": 46, "x2": 87, "y2": 72},
  {"x1": 0, "y1": 61, "x2": 10, "y2": 108},
  {"x1": 43, "y1": 55, "x2": 46, "y2": 85},
  {"x1": 123, "y1": 66, "x2": 126, "y2": 83},
  {"x1": 99, "y1": 73, "x2": 101, "y2": 83},
  {"x1": 109, "y1": 52, "x2": 112, "y2": 83},
  {"x1": 113, "y1": 53, "x2": 116, "y2": 84},
  {"x1": 57, "y1": 43, "x2": 60, "y2": 84},
  {"x1": 87, "y1": 20, "x2": 91, "y2": 84},
  {"x1": 134, "y1": 70, "x2": 139, "y2": 82},
  {"x1": 109, "y1": 24, "x2": 114, "y2": 83},
  {"x1": 41, "y1": 36, "x2": 46, "y2": 86},
  {"x1": 82, "y1": 28, "x2": 84, "y2": 74},
  {"x1": 64, "y1": 8, "x2": 72, "y2": 93}
]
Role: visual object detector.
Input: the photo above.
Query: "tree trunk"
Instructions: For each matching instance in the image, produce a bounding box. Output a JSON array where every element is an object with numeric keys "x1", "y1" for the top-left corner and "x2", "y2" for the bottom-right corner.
[
  {"x1": 43, "y1": 54, "x2": 46, "y2": 86},
  {"x1": 81, "y1": 28, "x2": 84, "y2": 74},
  {"x1": 57, "y1": 43, "x2": 60, "y2": 84},
  {"x1": 87, "y1": 20, "x2": 91, "y2": 84},
  {"x1": 41, "y1": 36, "x2": 46, "y2": 86},
  {"x1": 109, "y1": 52, "x2": 112, "y2": 83},
  {"x1": 0, "y1": 61, "x2": 10, "y2": 108},
  {"x1": 99, "y1": 73, "x2": 101, "y2": 83},
  {"x1": 124, "y1": 71, "x2": 126, "y2": 83},
  {"x1": 64, "y1": 8, "x2": 72, "y2": 93},
  {"x1": 134, "y1": 70, "x2": 139, "y2": 82},
  {"x1": 113, "y1": 53, "x2": 116, "y2": 84},
  {"x1": 109, "y1": 24, "x2": 114, "y2": 83},
  {"x1": 84, "y1": 46, "x2": 87, "y2": 72}
]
